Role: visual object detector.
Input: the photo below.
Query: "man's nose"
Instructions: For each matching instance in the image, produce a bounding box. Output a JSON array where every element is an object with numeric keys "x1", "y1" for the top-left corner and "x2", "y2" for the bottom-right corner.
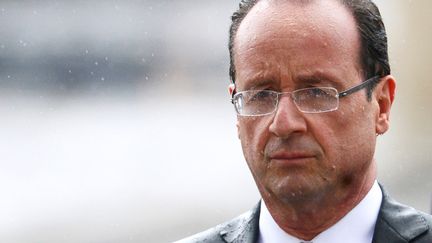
[{"x1": 268, "y1": 95, "x2": 307, "y2": 138}]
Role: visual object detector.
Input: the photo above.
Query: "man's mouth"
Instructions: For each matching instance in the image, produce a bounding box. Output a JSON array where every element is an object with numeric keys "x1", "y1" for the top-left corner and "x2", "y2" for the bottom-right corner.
[{"x1": 268, "y1": 151, "x2": 316, "y2": 165}]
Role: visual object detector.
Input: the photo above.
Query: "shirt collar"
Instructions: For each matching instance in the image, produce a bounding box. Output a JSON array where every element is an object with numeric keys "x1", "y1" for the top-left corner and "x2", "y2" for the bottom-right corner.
[{"x1": 258, "y1": 181, "x2": 382, "y2": 243}]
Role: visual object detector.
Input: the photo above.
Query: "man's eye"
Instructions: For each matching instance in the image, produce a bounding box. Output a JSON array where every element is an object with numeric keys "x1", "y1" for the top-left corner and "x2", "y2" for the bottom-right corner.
[
  {"x1": 295, "y1": 88, "x2": 334, "y2": 102},
  {"x1": 241, "y1": 90, "x2": 273, "y2": 104},
  {"x1": 303, "y1": 87, "x2": 335, "y2": 98},
  {"x1": 253, "y1": 90, "x2": 272, "y2": 99},
  {"x1": 310, "y1": 88, "x2": 328, "y2": 96}
]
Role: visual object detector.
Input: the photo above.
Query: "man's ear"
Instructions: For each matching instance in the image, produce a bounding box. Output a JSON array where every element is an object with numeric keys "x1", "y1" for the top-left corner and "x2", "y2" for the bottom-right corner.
[
  {"x1": 228, "y1": 83, "x2": 241, "y2": 139},
  {"x1": 375, "y1": 75, "x2": 396, "y2": 135},
  {"x1": 228, "y1": 83, "x2": 235, "y2": 97}
]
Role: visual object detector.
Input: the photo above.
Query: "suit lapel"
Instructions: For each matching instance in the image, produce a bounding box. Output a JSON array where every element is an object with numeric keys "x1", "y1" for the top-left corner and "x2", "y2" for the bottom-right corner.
[
  {"x1": 372, "y1": 185, "x2": 430, "y2": 243},
  {"x1": 219, "y1": 202, "x2": 260, "y2": 243}
]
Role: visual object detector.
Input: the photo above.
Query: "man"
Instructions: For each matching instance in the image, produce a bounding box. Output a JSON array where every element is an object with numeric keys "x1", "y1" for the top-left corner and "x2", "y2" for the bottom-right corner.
[{"x1": 176, "y1": 0, "x2": 432, "y2": 242}]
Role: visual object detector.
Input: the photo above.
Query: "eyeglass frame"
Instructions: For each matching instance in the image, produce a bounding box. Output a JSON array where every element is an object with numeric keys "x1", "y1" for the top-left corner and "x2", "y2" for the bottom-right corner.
[{"x1": 230, "y1": 75, "x2": 381, "y2": 116}]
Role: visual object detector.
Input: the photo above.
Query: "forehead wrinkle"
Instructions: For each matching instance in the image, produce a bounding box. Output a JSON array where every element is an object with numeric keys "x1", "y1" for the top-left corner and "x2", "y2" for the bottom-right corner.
[
  {"x1": 235, "y1": 40, "x2": 295, "y2": 80},
  {"x1": 236, "y1": 61, "x2": 281, "y2": 90},
  {"x1": 295, "y1": 71, "x2": 345, "y2": 89}
]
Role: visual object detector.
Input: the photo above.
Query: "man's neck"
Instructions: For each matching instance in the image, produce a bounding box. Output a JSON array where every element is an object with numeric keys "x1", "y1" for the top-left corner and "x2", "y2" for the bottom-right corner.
[
  {"x1": 261, "y1": 172, "x2": 376, "y2": 240},
  {"x1": 258, "y1": 180, "x2": 382, "y2": 243}
]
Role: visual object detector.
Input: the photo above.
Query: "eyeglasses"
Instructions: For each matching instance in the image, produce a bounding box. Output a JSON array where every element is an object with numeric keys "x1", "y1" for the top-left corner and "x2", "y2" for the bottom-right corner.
[{"x1": 231, "y1": 76, "x2": 380, "y2": 116}]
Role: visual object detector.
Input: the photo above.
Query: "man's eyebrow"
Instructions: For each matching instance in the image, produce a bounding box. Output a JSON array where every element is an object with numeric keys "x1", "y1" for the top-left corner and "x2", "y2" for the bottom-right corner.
[
  {"x1": 241, "y1": 78, "x2": 276, "y2": 91},
  {"x1": 296, "y1": 72, "x2": 341, "y2": 86}
]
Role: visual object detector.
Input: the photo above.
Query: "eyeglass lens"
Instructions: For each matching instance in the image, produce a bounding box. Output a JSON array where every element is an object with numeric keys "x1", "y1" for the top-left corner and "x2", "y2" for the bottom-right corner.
[{"x1": 234, "y1": 87, "x2": 339, "y2": 116}]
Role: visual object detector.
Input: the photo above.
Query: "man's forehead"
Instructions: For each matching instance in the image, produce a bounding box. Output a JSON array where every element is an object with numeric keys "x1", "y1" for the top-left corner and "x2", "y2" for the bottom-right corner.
[
  {"x1": 233, "y1": 0, "x2": 362, "y2": 88},
  {"x1": 235, "y1": 0, "x2": 357, "y2": 44},
  {"x1": 235, "y1": 1, "x2": 360, "y2": 58}
]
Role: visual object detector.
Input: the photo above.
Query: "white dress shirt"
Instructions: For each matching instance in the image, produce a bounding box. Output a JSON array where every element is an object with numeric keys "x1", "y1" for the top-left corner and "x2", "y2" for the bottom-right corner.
[{"x1": 258, "y1": 181, "x2": 383, "y2": 243}]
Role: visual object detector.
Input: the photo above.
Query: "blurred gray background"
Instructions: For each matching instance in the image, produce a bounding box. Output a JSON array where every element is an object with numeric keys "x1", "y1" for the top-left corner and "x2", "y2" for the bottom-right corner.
[{"x1": 0, "y1": 0, "x2": 431, "y2": 242}]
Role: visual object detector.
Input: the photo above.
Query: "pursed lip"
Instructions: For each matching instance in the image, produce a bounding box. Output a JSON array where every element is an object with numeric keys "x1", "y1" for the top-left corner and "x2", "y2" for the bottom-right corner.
[{"x1": 268, "y1": 151, "x2": 316, "y2": 164}]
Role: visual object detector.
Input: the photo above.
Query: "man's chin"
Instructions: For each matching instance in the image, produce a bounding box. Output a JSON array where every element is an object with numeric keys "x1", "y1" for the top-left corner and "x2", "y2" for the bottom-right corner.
[{"x1": 263, "y1": 177, "x2": 330, "y2": 204}]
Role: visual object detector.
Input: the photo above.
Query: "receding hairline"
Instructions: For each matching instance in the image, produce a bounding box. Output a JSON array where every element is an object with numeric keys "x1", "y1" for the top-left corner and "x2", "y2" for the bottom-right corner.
[
  {"x1": 232, "y1": 0, "x2": 363, "y2": 75},
  {"x1": 233, "y1": 0, "x2": 360, "y2": 46}
]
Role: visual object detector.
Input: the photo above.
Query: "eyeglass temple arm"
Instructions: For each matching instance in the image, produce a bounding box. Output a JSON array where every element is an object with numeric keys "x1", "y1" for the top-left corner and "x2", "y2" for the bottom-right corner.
[{"x1": 338, "y1": 76, "x2": 380, "y2": 98}]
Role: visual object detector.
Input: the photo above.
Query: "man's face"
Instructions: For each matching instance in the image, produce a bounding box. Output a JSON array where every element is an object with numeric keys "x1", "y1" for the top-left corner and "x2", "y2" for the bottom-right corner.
[{"x1": 233, "y1": 0, "x2": 382, "y2": 204}]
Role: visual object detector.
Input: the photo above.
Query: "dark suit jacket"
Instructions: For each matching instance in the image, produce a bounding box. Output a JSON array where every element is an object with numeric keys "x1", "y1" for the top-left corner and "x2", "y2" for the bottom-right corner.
[{"x1": 175, "y1": 186, "x2": 432, "y2": 243}]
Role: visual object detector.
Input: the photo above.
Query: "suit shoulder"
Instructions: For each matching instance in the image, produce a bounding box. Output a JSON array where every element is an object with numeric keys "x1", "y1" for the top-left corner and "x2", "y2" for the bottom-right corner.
[
  {"x1": 418, "y1": 210, "x2": 432, "y2": 224},
  {"x1": 376, "y1": 187, "x2": 432, "y2": 242},
  {"x1": 173, "y1": 224, "x2": 225, "y2": 243},
  {"x1": 414, "y1": 211, "x2": 432, "y2": 242},
  {"x1": 173, "y1": 206, "x2": 260, "y2": 243}
]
